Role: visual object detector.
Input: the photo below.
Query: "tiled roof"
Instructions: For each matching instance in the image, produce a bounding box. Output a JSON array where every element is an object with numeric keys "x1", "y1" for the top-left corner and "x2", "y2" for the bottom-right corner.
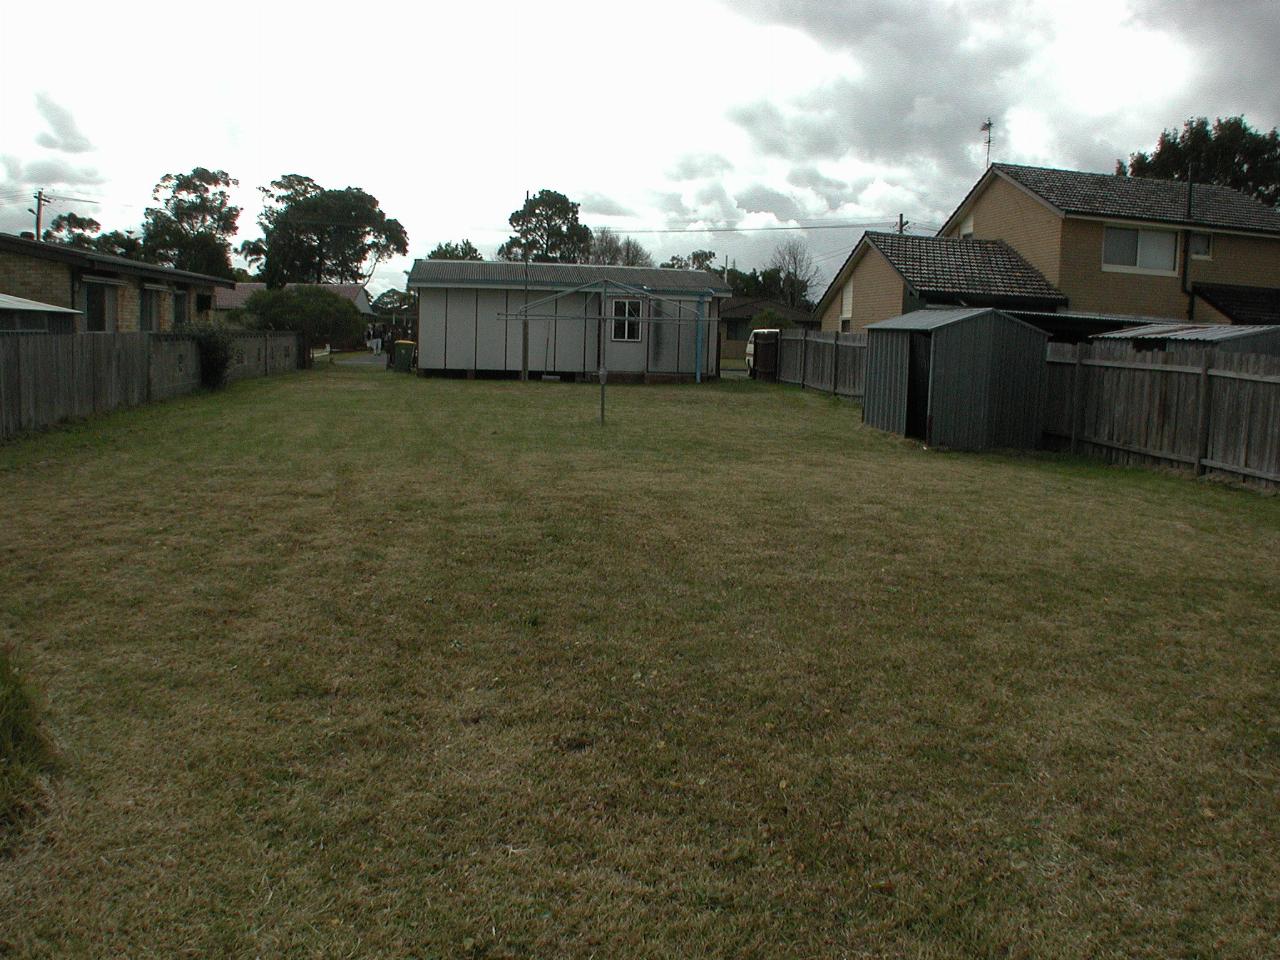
[
  {"x1": 0, "y1": 233, "x2": 234, "y2": 287},
  {"x1": 995, "y1": 164, "x2": 1280, "y2": 235},
  {"x1": 214, "y1": 282, "x2": 373, "y2": 313},
  {"x1": 406, "y1": 259, "x2": 733, "y2": 296},
  {"x1": 1192, "y1": 282, "x2": 1280, "y2": 325},
  {"x1": 718, "y1": 296, "x2": 814, "y2": 324},
  {"x1": 866, "y1": 232, "x2": 1067, "y2": 303}
]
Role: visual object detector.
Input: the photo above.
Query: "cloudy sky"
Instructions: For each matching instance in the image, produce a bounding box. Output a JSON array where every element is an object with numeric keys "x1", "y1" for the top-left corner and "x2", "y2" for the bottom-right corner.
[{"x1": 1, "y1": 0, "x2": 1276, "y2": 295}]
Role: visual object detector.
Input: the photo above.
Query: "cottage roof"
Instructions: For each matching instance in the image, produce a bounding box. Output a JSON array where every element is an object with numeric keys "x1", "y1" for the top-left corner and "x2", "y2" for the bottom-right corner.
[
  {"x1": 865, "y1": 232, "x2": 1068, "y2": 303},
  {"x1": 406, "y1": 260, "x2": 732, "y2": 296},
  {"x1": 988, "y1": 164, "x2": 1280, "y2": 236},
  {"x1": 214, "y1": 282, "x2": 374, "y2": 313},
  {"x1": 0, "y1": 233, "x2": 234, "y2": 287},
  {"x1": 718, "y1": 296, "x2": 813, "y2": 324}
]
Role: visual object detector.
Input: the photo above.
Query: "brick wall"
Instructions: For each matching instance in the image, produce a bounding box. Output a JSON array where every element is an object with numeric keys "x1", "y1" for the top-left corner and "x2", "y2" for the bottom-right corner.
[
  {"x1": 1059, "y1": 221, "x2": 1280, "y2": 320},
  {"x1": 845, "y1": 249, "x2": 907, "y2": 332},
  {"x1": 0, "y1": 251, "x2": 74, "y2": 307}
]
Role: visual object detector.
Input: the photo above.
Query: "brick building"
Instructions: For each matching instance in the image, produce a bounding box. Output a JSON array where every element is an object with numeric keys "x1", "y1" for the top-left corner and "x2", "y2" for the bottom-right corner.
[
  {"x1": 0, "y1": 233, "x2": 232, "y2": 333},
  {"x1": 817, "y1": 164, "x2": 1280, "y2": 333}
]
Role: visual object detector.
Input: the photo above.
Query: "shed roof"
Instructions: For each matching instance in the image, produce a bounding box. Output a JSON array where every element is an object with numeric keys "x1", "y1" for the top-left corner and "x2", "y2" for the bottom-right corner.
[
  {"x1": 214, "y1": 282, "x2": 374, "y2": 313},
  {"x1": 407, "y1": 259, "x2": 732, "y2": 296},
  {"x1": 867, "y1": 306, "x2": 1046, "y2": 336},
  {"x1": 0, "y1": 233, "x2": 234, "y2": 287},
  {"x1": 992, "y1": 164, "x2": 1280, "y2": 235},
  {"x1": 0, "y1": 293, "x2": 81, "y2": 314},
  {"x1": 1093, "y1": 322, "x2": 1280, "y2": 343},
  {"x1": 865, "y1": 232, "x2": 1068, "y2": 303},
  {"x1": 1192, "y1": 282, "x2": 1280, "y2": 325}
]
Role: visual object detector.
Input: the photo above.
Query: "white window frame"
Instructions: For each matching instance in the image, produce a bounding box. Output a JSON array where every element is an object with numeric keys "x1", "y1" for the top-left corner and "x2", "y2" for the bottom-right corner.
[
  {"x1": 840, "y1": 280, "x2": 853, "y2": 318},
  {"x1": 1101, "y1": 225, "x2": 1180, "y2": 277},
  {"x1": 1189, "y1": 231, "x2": 1213, "y2": 261},
  {"x1": 611, "y1": 298, "x2": 642, "y2": 342}
]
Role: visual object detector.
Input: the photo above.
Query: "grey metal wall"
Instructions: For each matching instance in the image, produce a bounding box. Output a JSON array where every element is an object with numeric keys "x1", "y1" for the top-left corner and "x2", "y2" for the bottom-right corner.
[
  {"x1": 417, "y1": 286, "x2": 715, "y2": 376},
  {"x1": 928, "y1": 314, "x2": 1046, "y2": 450},
  {"x1": 863, "y1": 329, "x2": 910, "y2": 435}
]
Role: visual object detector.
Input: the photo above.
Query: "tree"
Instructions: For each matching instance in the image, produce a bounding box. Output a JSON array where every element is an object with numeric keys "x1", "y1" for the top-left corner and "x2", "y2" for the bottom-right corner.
[
  {"x1": 751, "y1": 307, "x2": 794, "y2": 330},
  {"x1": 42, "y1": 212, "x2": 101, "y2": 248},
  {"x1": 141, "y1": 167, "x2": 241, "y2": 278},
  {"x1": 661, "y1": 249, "x2": 718, "y2": 271},
  {"x1": 768, "y1": 239, "x2": 819, "y2": 308},
  {"x1": 427, "y1": 239, "x2": 483, "y2": 260},
  {"x1": 92, "y1": 230, "x2": 144, "y2": 260},
  {"x1": 1117, "y1": 116, "x2": 1280, "y2": 207},
  {"x1": 372, "y1": 289, "x2": 414, "y2": 317},
  {"x1": 241, "y1": 174, "x2": 409, "y2": 287},
  {"x1": 235, "y1": 287, "x2": 364, "y2": 351},
  {"x1": 588, "y1": 227, "x2": 654, "y2": 266},
  {"x1": 726, "y1": 265, "x2": 785, "y2": 300},
  {"x1": 497, "y1": 190, "x2": 592, "y2": 263}
]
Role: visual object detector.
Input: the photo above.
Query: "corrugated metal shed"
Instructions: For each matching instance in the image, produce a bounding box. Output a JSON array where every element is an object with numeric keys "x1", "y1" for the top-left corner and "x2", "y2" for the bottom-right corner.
[
  {"x1": 864, "y1": 308, "x2": 1049, "y2": 450},
  {"x1": 1093, "y1": 322, "x2": 1280, "y2": 355},
  {"x1": 407, "y1": 260, "x2": 733, "y2": 296},
  {"x1": 0, "y1": 293, "x2": 81, "y2": 314}
]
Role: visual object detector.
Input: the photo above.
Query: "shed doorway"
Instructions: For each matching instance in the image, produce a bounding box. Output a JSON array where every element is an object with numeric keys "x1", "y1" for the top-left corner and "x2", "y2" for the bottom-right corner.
[{"x1": 905, "y1": 332, "x2": 931, "y2": 440}]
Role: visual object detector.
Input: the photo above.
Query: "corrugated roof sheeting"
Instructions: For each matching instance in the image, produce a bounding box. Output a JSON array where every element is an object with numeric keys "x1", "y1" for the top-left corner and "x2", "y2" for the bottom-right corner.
[
  {"x1": 0, "y1": 293, "x2": 81, "y2": 314},
  {"x1": 407, "y1": 260, "x2": 732, "y2": 296},
  {"x1": 867, "y1": 307, "x2": 993, "y2": 332},
  {"x1": 1095, "y1": 322, "x2": 1280, "y2": 356}
]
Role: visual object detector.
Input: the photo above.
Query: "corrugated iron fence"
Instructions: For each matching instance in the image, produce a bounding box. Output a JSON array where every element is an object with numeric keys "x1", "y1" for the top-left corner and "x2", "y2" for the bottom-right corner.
[
  {"x1": 1, "y1": 331, "x2": 302, "y2": 441},
  {"x1": 1045, "y1": 341, "x2": 1280, "y2": 487},
  {"x1": 775, "y1": 330, "x2": 867, "y2": 398}
]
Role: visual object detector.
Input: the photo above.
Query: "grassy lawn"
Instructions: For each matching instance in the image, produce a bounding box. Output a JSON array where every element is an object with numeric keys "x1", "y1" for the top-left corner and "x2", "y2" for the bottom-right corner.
[{"x1": 1, "y1": 365, "x2": 1277, "y2": 958}]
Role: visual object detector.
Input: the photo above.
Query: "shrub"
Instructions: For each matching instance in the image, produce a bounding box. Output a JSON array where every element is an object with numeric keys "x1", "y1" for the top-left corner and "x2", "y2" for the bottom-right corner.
[
  {"x1": 0, "y1": 646, "x2": 52, "y2": 835},
  {"x1": 751, "y1": 307, "x2": 795, "y2": 330},
  {"x1": 237, "y1": 287, "x2": 364, "y2": 352},
  {"x1": 188, "y1": 324, "x2": 234, "y2": 390}
]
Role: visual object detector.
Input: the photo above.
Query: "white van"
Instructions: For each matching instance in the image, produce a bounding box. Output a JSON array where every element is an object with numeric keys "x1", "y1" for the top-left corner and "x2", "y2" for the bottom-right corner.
[{"x1": 745, "y1": 328, "x2": 778, "y2": 378}]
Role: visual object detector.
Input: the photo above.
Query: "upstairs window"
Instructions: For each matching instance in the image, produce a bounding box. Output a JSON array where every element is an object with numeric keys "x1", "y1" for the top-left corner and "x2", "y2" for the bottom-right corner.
[
  {"x1": 840, "y1": 280, "x2": 853, "y2": 317},
  {"x1": 1103, "y1": 226, "x2": 1178, "y2": 274},
  {"x1": 1189, "y1": 232, "x2": 1213, "y2": 260},
  {"x1": 611, "y1": 299, "x2": 641, "y2": 341}
]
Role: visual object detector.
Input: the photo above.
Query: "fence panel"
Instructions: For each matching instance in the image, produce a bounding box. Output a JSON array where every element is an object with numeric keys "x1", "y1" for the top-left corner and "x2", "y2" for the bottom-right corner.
[
  {"x1": 803, "y1": 332, "x2": 836, "y2": 392},
  {"x1": 1044, "y1": 342, "x2": 1279, "y2": 487},
  {"x1": 1, "y1": 330, "x2": 301, "y2": 442},
  {"x1": 834, "y1": 333, "x2": 867, "y2": 399},
  {"x1": 778, "y1": 331, "x2": 805, "y2": 384}
]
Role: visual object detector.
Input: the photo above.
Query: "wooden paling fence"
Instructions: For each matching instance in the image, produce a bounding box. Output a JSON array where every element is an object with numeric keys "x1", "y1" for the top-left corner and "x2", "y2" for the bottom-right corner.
[
  {"x1": 0, "y1": 331, "x2": 302, "y2": 441},
  {"x1": 776, "y1": 330, "x2": 867, "y2": 399},
  {"x1": 1045, "y1": 341, "x2": 1280, "y2": 487}
]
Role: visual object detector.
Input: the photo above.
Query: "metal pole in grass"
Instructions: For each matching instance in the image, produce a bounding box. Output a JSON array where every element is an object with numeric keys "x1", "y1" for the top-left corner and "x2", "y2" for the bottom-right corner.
[{"x1": 598, "y1": 284, "x2": 607, "y2": 425}]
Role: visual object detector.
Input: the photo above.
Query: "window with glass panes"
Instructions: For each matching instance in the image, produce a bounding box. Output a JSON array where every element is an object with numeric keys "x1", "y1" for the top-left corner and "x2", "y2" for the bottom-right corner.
[
  {"x1": 612, "y1": 299, "x2": 641, "y2": 341},
  {"x1": 1102, "y1": 226, "x2": 1178, "y2": 272}
]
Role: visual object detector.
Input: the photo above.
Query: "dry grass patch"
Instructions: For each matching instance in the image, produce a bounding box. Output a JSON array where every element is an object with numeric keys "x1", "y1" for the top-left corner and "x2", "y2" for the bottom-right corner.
[{"x1": 1, "y1": 365, "x2": 1278, "y2": 958}]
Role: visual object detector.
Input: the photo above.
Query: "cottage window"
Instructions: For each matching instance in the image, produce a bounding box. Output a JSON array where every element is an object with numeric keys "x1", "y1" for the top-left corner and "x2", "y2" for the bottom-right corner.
[
  {"x1": 1102, "y1": 226, "x2": 1178, "y2": 273},
  {"x1": 1189, "y1": 232, "x2": 1213, "y2": 259},
  {"x1": 172, "y1": 291, "x2": 189, "y2": 328},
  {"x1": 612, "y1": 299, "x2": 642, "y2": 341},
  {"x1": 80, "y1": 280, "x2": 119, "y2": 333},
  {"x1": 140, "y1": 288, "x2": 161, "y2": 332}
]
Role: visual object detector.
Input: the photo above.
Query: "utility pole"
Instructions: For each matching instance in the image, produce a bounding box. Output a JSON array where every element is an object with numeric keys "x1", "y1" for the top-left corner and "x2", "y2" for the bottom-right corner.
[{"x1": 31, "y1": 190, "x2": 46, "y2": 240}]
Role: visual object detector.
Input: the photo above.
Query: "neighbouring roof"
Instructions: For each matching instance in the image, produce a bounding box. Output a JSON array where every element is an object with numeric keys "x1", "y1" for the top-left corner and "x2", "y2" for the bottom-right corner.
[
  {"x1": 1093, "y1": 322, "x2": 1280, "y2": 343},
  {"x1": 0, "y1": 233, "x2": 234, "y2": 287},
  {"x1": 214, "y1": 282, "x2": 374, "y2": 313},
  {"x1": 990, "y1": 164, "x2": 1280, "y2": 236},
  {"x1": 0, "y1": 293, "x2": 81, "y2": 314},
  {"x1": 1192, "y1": 282, "x2": 1280, "y2": 325},
  {"x1": 866, "y1": 232, "x2": 1068, "y2": 304},
  {"x1": 407, "y1": 260, "x2": 733, "y2": 296},
  {"x1": 718, "y1": 296, "x2": 814, "y2": 324},
  {"x1": 867, "y1": 306, "x2": 1046, "y2": 336}
]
